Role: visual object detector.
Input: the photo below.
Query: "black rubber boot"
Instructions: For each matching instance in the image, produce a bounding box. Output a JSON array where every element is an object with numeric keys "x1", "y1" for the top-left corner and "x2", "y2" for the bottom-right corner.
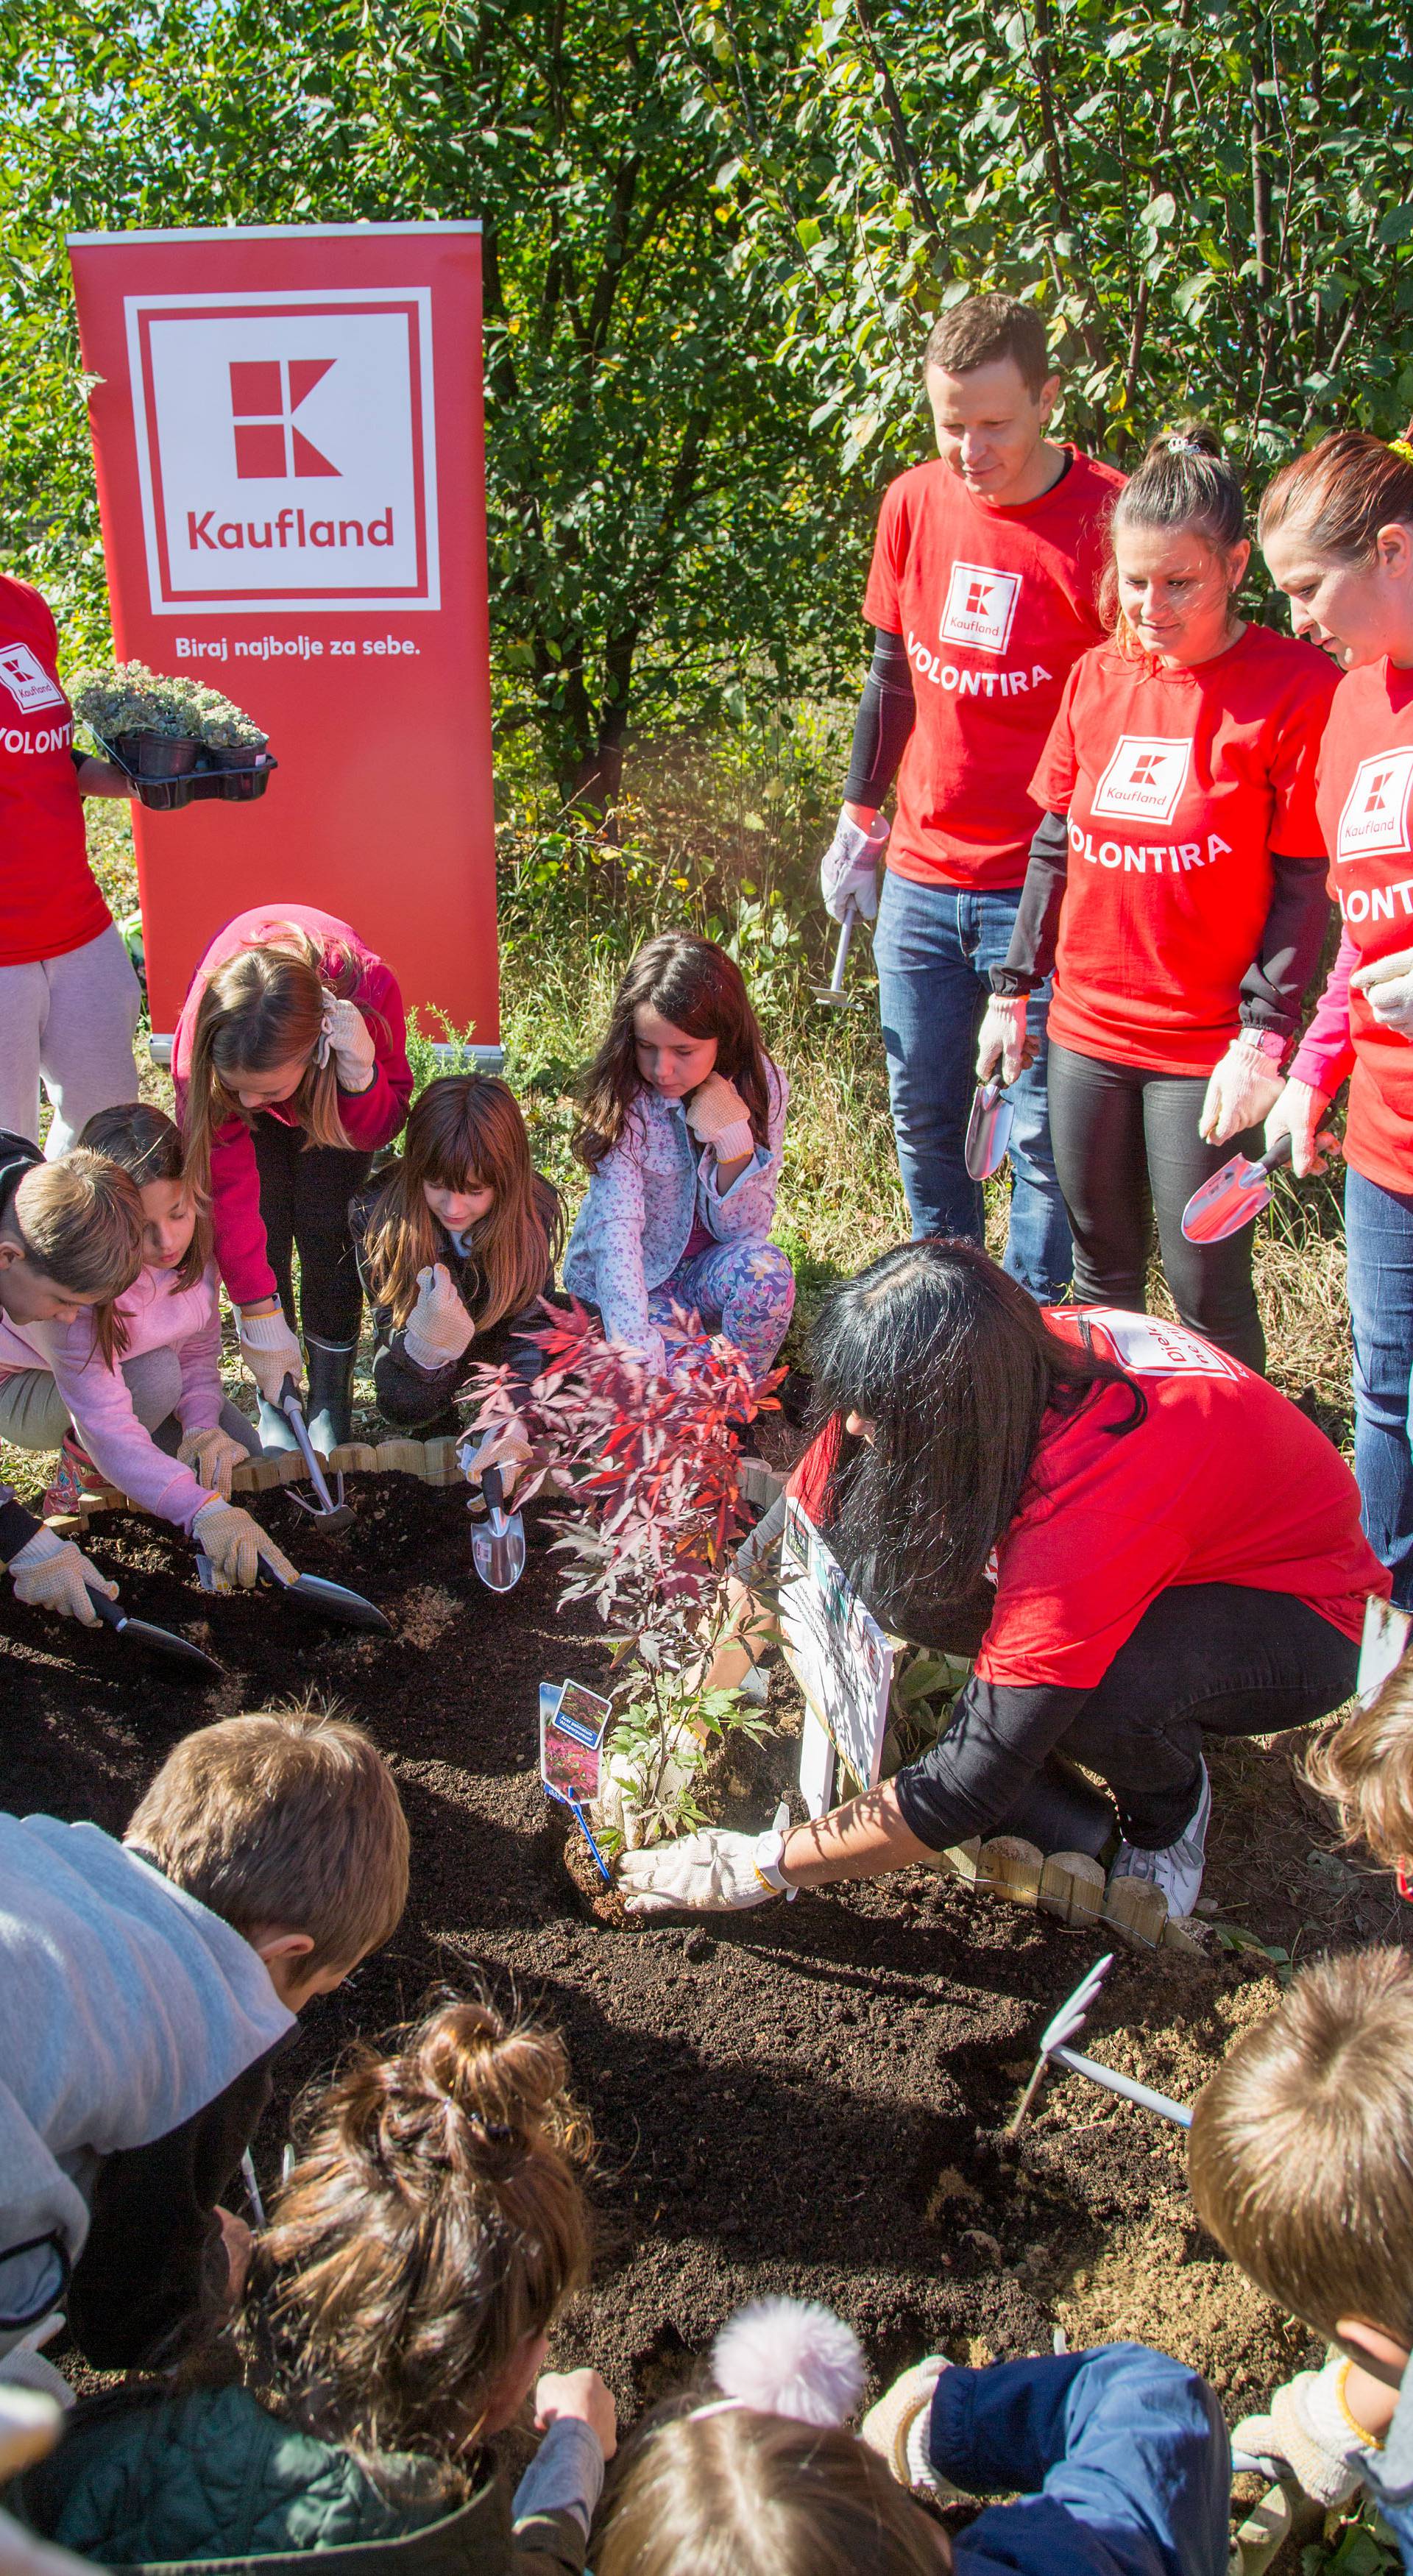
[
  {"x1": 305, "y1": 1335, "x2": 356, "y2": 1454},
  {"x1": 256, "y1": 1393, "x2": 300, "y2": 1455}
]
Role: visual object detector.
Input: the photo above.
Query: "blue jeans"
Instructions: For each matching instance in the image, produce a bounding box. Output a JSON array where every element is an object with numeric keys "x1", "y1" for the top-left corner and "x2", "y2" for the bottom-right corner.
[
  {"x1": 1346, "y1": 1164, "x2": 1413, "y2": 1609},
  {"x1": 940, "y1": 2345, "x2": 1230, "y2": 2576},
  {"x1": 873, "y1": 868, "x2": 1073, "y2": 1298}
]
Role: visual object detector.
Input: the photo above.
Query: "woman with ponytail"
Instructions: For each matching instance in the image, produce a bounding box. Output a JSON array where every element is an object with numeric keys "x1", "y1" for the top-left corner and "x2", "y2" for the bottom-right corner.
[
  {"x1": 174, "y1": 906, "x2": 413, "y2": 1453},
  {"x1": 1261, "y1": 429, "x2": 1413, "y2": 1604},
  {"x1": 10, "y1": 1998, "x2": 614, "y2": 2576},
  {"x1": 979, "y1": 424, "x2": 1337, "y2": 1370}
]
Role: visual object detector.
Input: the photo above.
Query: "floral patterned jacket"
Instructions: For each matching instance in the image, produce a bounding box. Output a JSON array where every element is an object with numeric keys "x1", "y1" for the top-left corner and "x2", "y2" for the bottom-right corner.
[{"x1": 563, "y1": 1060, "x2": 787, "y2": 1367}]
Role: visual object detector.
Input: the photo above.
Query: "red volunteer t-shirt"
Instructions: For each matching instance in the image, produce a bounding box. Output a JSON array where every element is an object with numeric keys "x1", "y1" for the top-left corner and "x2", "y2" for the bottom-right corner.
[
  {"x1": 0, "y1": 574, "x2": 110, "y2": 970},
  {"x1": 863, "y1": 447, "x2": 1123, "y2": 891},
  {"x1": 787, "y1": 1306, "x2": 1383, "y2": 1691},
  {"x1": 1029, "y1": 626, "x2": 1336, "y2": 1075},
  {"x1": 1313, "y1": 658, "x2": 1413, "y2": 1190}
]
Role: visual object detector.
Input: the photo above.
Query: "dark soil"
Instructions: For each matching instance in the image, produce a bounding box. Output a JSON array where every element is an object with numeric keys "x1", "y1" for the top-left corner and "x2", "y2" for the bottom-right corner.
[{"x1": 1, "y1": 1473, "x2": 1334, "y2": 2423}]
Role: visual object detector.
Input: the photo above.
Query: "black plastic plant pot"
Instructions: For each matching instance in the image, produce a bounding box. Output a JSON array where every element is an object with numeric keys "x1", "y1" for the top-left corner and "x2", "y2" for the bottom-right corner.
[
  {"x1": 208, "y1": 740, "x2": 269, "y2": 770},
  {"x1": 218, "y1": 755, "x2": 276, "y2": 802},
  {"x1": 120, "y1": 732, "x2": 201, "y2": 779}
]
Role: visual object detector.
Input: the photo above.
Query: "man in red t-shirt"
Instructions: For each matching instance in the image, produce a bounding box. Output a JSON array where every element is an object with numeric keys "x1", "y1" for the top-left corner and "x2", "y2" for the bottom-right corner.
[{"x1": 819, "y1": 295, "x2": 1122, "y2": 1294}]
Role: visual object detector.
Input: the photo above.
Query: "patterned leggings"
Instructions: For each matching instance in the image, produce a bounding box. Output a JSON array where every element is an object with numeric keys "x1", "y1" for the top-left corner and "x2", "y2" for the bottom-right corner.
[{"x1": 648, "y1": 1239, "x2": 796, "y2": 1376}]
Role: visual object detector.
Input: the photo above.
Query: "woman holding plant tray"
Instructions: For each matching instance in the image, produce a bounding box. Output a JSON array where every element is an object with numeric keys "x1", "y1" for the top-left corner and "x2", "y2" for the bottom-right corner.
[
  {"x1": 617, "y1": 1241, "x2": 1384, "y2": 1924},
  {"x1": 0, "y1": 574, "x2": 143, "y2": 1154},
  {"x1": 174, "y1": 905, "x2": 412, "y2": 1455}
]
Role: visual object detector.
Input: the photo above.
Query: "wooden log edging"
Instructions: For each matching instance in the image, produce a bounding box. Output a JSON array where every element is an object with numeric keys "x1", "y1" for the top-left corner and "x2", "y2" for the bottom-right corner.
[{"x1": 44, "y1": 1432, "x2": 467, "y2": 1535}]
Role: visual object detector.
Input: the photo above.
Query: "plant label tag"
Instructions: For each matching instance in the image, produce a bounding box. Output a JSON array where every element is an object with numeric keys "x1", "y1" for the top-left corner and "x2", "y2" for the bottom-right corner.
[
  {"x1": 1357, "y1": 1594, "x2": 1412, "y2": 1707},
  {"x1": 539, "y1": 1679, "x2": 611, "y2": 1805},
  {"x1": 779, "y1": 1498, "x2": 893, "y2": 1794}
]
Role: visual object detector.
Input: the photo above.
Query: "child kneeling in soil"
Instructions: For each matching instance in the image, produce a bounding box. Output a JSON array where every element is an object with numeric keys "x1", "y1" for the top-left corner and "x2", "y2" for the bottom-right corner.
[
  {"x1": 350, "y1": 1075, "x2": 564, "y2": 1429},
  {"x1": 0, "y1": 1707, "x2": 408, "y2": 2377},
  {"x1": 9, "y1": 1999, "x2": 615, "y2": 2576},
  {"x1": 564, "y1": 934, "x2": 793, "y2": 1381},
  {"x1": 0, "y1": 1106, "x2": 294, "y2": 1595},
  {"x1": 592, "y1": 2296, "x2": 1228, "y2": 2576},
  {"x1": 1189, "y1": 1944, "x2": 1413, "y2": 2558}
]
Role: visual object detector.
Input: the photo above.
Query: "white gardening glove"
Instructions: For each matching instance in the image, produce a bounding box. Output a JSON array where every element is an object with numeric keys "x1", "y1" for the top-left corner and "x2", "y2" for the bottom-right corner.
[
  {"x1": 8, "y1": 1528, "x2": 116, "y2": 1626},
  {"x1": 316, "y1": 992, "x2": 377, "y2": 1094},
  {"x1": 192, "y1": 1498, "x2": 298, "y2": 1590},
  {"x1": 1264, "y1": 1076, "x2": 1336, "y2": 1179},
  {"x1": 617, "y1": 1814, "x2": 793, "y2": 1914},
  {"x1": 461, "y1": 1422, "x2": 536, "y2": 1506},
  {"x1": 1352, "y1": 946, "x2": 1413, "y2": 1036},
  {"x1": 1197, "y1": 1033, "x2": 1287, "y2": 1147},
  {"x1": 1233, "y1": 2355, "x2": 1378, "y2": 2508},
  {"x1": 685, "y1": 1072, "x2": 754, "y2": 1164},
  {"x1": 237, "y1": 1306, "x2": 305, "y2": 1404},
  {"x1": 976, "y1": 994, "x2": 1033, "y2": 1086},
  {"x1": 177, "y1": 1426, "x2": 252, "y2": 1503},
  {"x1": 862, "y1": 2357, "x2": 966, "y2": 2499},
  {"x1": 819, "y1": 809, "x2": 888, "y2": 924},
  {"x1": 404, "y1": 1263, "x2": 477, "y2": 1372}
]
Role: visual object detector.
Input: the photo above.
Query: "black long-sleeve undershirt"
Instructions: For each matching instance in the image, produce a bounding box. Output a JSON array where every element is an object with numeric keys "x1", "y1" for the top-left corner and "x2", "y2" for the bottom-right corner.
[
  {"x1": 841, "y1": 628, "x2": 916, "y2": 808},
  {"x1": 990, "y1": 811, "x2": 1331, "y2": 1041}
]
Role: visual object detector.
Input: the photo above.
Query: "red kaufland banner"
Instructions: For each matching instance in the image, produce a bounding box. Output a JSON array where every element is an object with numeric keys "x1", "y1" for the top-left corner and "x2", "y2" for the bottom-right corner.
[{"x1": 67, "y1": 223, "x2": 499, "y2": 1055}]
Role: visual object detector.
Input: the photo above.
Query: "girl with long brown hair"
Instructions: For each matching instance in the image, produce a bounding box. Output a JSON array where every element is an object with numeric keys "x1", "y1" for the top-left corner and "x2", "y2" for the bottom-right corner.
[
  {"x1": 0, "y1": 1102, "x2": 294, "y2": 1593},
  {"x1": 173, "y1": 904, "x2": 412, "y2": 1453},
  {"x1": 11, "y1": 1999, "x2": 615, "y2": 2576},
  {"x1": 350, "y1": 1076, "x2": 564, "y2": 1427},
  {"x1": 563, "y1": 933, "x2": 793, "y2": 1379}
]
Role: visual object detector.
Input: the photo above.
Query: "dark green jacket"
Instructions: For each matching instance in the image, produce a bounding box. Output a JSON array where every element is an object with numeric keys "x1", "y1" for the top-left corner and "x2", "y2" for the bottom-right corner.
[{"x1": 9, "y1": 2387, "x2": 587, "y2": 2576}]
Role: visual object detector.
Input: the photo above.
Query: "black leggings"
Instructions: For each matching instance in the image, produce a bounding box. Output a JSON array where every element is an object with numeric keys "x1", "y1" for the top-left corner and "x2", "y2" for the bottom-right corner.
[
  {"x1": 1046, "y1": 1042, "x2": 1266, "y2": 1373},
  {"x1": 252, "y1": 1117, "x2": 372, "y2": 1345}
]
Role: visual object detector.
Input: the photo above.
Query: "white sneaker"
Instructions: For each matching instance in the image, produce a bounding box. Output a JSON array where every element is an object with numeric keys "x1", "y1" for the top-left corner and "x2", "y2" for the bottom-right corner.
[{"x1": 1108, "y1": 1761, "x2": 1211, "y2": 1917}]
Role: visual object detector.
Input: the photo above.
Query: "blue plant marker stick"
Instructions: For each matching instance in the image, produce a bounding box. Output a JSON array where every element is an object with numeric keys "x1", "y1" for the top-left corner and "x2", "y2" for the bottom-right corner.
[{"x1": 567, "y1": 1794, "x2": 613, "y2": 1883}]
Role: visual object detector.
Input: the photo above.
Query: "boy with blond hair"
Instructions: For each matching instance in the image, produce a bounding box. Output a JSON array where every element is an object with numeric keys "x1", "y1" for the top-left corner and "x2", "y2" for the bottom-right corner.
[
  {"x1": 1188, "y1": 1945, "x2": 1413, "y2": 2553},
  {"x1": 0, "y1": 1707, "x2": 408, "y2": 2372}
]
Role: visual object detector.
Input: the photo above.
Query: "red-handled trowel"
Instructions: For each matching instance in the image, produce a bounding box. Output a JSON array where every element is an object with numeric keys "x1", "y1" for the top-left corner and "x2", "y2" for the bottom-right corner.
[{"x1": 1180, "y1": 1134, "x2": 1293, "y2": 1245}]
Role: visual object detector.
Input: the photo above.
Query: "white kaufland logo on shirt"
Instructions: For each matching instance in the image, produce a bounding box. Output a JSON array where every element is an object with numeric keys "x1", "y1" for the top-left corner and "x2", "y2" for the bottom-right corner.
[
  {"x1": 939, "y1": 562, "x2": 1021, "y2": 656},
  {"x1": 1091, "y1": 735, "x2": 1192, "y2": 827},
  {"x1": 124, "y1": 288, "x2": 440, "y2": 615},
  {"x1": 1336, "y1": 749, "x2": 1413, "y2": 861},
  {"x1": 0, "y1": 643, "x2": 65, "y2": 715}
]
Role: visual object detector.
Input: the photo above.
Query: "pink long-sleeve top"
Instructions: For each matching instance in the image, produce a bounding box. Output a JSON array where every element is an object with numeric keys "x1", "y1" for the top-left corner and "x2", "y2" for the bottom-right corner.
[
  {"x1": 0, "y1": 1262, "x2": 225, "y2": 1532},
  {"x1": 1289, "y1": 927, "x2": 1358, "y2": 1100},
  {"x1": 172, "y1": 905, "x2": 413, "y2": 1308}
]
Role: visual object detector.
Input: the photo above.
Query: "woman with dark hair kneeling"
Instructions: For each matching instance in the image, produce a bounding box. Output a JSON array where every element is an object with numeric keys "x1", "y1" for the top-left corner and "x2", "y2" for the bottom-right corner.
[{"x1": 620, "y1": 1242, "x2": 1386, "y2": 1923}]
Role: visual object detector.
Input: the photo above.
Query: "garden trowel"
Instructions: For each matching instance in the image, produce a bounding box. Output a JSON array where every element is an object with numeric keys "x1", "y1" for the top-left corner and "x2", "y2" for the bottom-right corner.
[
  {"x1": 471, "y1": 1465, "x2": 526, "y2": 1593},
  {"x1": 964, "y1": 1078, "x2": 1015, "y2": 1181},
  {"x1": 1180, "y1": 1133, "x2": 1293, "y2": 1245},
  {"x1": 812, "y1": 899, "x2": 864, "y2": 1011},
  {"x1": 273, "y1": 1373, "x2": 355, "y2": 1533},
  {"x1": 84, "y1": 1585, "x2": 224, "y2": 1679},
  {"x1": 196, "y1": 1547, "x2": 392, "y2": 1634}
]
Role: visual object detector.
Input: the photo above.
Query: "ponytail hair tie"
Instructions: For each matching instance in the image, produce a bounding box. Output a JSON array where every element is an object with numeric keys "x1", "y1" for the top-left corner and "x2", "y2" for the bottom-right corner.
[
  {"x1": 1390, "y1": 439, "x2": 1413, "y2": 467},
  {"x1": 1164, "y1": 431, "x2": 1203, "y2": 456}
]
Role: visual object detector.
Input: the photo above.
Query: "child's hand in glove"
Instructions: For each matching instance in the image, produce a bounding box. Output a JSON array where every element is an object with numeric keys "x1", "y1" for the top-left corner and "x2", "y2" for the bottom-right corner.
[
  {"x1": 686, "y1": 1073, "x2": 754, "y2": 1161},
  {"x1": 192, "y1": 1499, "x2": 298, "y2": 1590},
  {"x1": 1233, "y1": 2354, "x2": 1380, "y2": 2506},
  {"x1": 177, "y1": 1426, "x2": 252, "y2": 1501},
  {"x1": 238, "y1": 1306, "x2": 304, "y2": 1402},
  {"x1": 404, "y1": 1263, "x2": 476, "y2": 1372},
  {"x1": 316, "y1": 992, "x2": 377, "y2": 1093},
  {"x1": 819, "y1": 809, "x2": 888, "y2": 922},
  {"x1": 862, "y1": 2357, "x2": 966, "y2": 2498},
  {"x1": 976, "y1": 995, "x2": 1033, "y2": 1086},
  {"x1": 9, "y1": 1529, "x2": 116, "y2": 1624}
]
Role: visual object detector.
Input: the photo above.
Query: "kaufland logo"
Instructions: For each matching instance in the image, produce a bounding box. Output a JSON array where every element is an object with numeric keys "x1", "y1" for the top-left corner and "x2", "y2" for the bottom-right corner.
[
  {"x1": 125, "y1": 290, "x2": 439, "y2": 612},
  {"x1": 939, "y1": 562, "x2": 1021, "y2": 656},
  {"x1": 1337, "y1": 749, "x2": 1413, "y2": 861},
  {"x1": 1092, "y1": 735, "x2": 1191, "y2": 826}
]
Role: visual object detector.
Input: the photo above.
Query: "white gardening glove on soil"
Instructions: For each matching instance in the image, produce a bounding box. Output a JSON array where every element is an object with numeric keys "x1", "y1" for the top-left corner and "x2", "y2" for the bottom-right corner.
[
  {"x1": 862, "y1": 2357, "x2": 966, "y2": 2499},
  {"x1": 1198, "y1": 1034, "x2": 1287, "y2": 1147},
  {"x1": 8, "y1": 1529, "x2": 116, "y2": 1625},
  {"x1": 317, "y1": 993, "x2": 377, "y2": 1093},
  {"x1": 976, "y1": 995, "x2": 1033, "y2": 1086},
  {"x1": 1232, "y1": 2355, "x2": 1379, "y2": 2507},
  {"x1": 686, "y1": 1072, "x2": 754, "y2": 1164},
  {"x1": 1352, "y1": 946, "x2": 1413, "y2": 1036},
  {"x1": 1264, "y1": 1077, "x2": 1336, "y2": 1179},
  {"x1": 192, "y1": 1499, "x2": 298, "y2": 1590},
  {"x1": 819, "y1": 810, "x2": 888, "y2": 923},
  {"x1": 177, "y1": 1426, "x2": 251, "y2": 1503},
  {"x1": 237, "y1": 1306, "x2": 305, "y2": 1403},
  {"x1": 617, "y1": 1817, "x2": 792, "y2": 1914},
  {"x1": 404, "y1": 1263, "x2": 476, "y2": 1373}
]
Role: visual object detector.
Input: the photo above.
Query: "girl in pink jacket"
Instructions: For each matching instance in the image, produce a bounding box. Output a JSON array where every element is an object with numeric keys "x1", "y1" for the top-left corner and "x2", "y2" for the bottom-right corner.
[
  {"x1": 0, "y1": 1104, "x2": 295, "y2": 1593},
  {"x1": 173, "y1": 905, "x2": 412, "y2": 1454}
]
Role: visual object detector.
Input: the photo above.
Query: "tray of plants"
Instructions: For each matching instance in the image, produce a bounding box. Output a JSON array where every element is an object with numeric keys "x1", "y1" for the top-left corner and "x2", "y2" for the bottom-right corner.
[{"x1": 67, "y1": 661, "x2": 277, "y2": 810}]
